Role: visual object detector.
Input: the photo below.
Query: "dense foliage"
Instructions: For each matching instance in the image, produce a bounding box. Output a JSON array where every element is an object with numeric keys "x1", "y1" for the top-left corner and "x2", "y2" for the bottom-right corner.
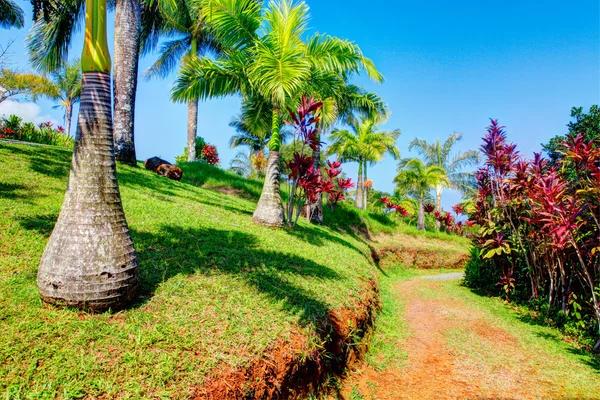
[
  {"x1": 466, "y1": 118, "x2": 600, "y2": 347},
  {"x1": 0, "y1": 114, "x2": 73, "y2": 148}
]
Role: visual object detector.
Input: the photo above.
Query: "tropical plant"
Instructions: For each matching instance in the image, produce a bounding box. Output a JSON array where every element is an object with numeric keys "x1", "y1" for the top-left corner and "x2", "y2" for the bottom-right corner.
[
  {"x1": 33, "y1": 0, "x2": 139, "y2": 311},
  {"x1": 394, "y1": 158, "x2": 447, "y2": 231},
  {"x1": 408, "y1": 133, "x2": 479, "y2": 228},
  {"x1": 175, "y1": 136, "x2": 207, "y2": 163},
  {"x1": 328, "y1": 116, "x2": 400, "y2": 210},
  {"x1": 468, "y1": 118, "x2": 600, "y2": 348},
  {"x1": 46, "y1": 59, "x2": 82, "y2": 136},
  {"x1": 0, "y1": 115, "x2": 74, "y2": 147},
  {"x1": 200, "y1": 144, "x2": 219, "y2": 165},
  {"x1": 0, "y1": 69, "x2": 57, "y2": 104},
  {"x1": 0, "y1": 0, "x2": 24, "y2": 29},
  {"x1": 144, "y1": 0, "x2": 222, "y2": 162}
]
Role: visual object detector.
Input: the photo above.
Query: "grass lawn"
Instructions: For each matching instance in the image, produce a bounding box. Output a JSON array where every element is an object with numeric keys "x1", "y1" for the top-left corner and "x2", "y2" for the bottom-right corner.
[{"x1": 0, "y1": 142, "x2": 382, "y2": 399}]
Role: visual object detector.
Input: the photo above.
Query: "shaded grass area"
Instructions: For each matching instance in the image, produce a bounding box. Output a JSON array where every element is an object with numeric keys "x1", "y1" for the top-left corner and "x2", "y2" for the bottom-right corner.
[{"x1": 0, "y1": 143, "x2": 378, "y2": 399}]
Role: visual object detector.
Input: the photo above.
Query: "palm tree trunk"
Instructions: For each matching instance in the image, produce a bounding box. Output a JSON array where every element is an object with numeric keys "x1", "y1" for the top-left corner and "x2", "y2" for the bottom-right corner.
[
  {"x1": 435, "y1": 184, "x2": 443, "y2": 230},
  {"x1": 113, "y1": 0, "x2": 140, "y2": 166},
  {"x1": 355, "y1": 159, "x2": 364, "y2": 210},
  {"x1": 64, "y1": 101, "x2": 73, "y2": 136},
  {"x1": 187, "y1": 99, "x2": 198, "y2": 162},
  {"x1": 253, "y1": 110, "x2": 284, "y2": 227},
  {"x1": 37, "y1": 72, "x2": 139, "y2": 311},
  {"x1": 363, "y1": 160, "x2": 368, "y2": 209},
  {"x1": 418, "y1": 196, "x2": 425, "y2": 231}
]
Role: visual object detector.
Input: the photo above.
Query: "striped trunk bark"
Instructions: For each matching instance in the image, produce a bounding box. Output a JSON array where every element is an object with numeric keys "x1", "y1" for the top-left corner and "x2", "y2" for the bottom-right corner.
[
  {"x1": 37, "y1": 72, "x2": 139, "y2": 312},
  {"x1": 113, "y1": 0, "x2": 140, "y2": 166},
  {"x1": 187, "y1": 99, "x2": 198, "y2": 162},
  {"x1": 253, "y1": 150, "x2": 284, "y2": 227},
  {"x1": 355, "y1": 160, "x2": 364, "y2": 210}
]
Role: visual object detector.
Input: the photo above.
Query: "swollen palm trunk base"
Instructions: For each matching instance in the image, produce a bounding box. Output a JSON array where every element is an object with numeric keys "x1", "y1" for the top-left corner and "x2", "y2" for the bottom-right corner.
[
  {"x1": 253, "y1": 151, "x2": 284, "y2": 227},
  {"x1": 37, "y1": 72, "x2": 139, "y2": 312}
]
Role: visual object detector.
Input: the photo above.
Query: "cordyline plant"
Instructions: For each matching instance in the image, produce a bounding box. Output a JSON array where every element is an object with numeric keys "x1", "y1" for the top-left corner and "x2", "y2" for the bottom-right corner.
[
  {"x1": 470, "y1": 119, "x2": 600, "y2": 346},
  {"x1": 284, "y1": 95, "x2": 354, "y2": 226},
  {"x1": 381, "y1": 196, "x2": 409, "y2": 217}
]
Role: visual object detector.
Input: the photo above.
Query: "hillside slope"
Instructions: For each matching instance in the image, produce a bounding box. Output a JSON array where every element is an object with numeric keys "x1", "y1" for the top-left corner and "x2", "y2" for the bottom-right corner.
[{"x1": 0, "y1": 143, "x2": 384, "y2": 399}]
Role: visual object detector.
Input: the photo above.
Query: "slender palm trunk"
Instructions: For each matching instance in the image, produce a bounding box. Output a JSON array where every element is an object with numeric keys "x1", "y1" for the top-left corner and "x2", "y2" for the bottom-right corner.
[
  {"x1": 64, "y1": 101, "x2": 73, "y2": 136},
  {"x1": 355, "y1": 159, "x2": 364, "y2": 210},
  {"x1": 113, "y1": 0, "x2": 140, "y2": 166},
  {"x1": 38, "y1": 72, "x2": 139, "y2": 311},
  {"x1": 417, "y1": 196, "x2": 425, "y2": 231},
  {"x1": 187, "y1": 99, "x2": 198, "y2": 162},
  {"x1": 363, "y1": 161, "x2": 368, "y2": 208},
  {"x1": 435, "y1": 184, "x2": 443, "y2": 230},
  {"x1": 253, "y1": 110, "x2": 284, "y2": 226}
]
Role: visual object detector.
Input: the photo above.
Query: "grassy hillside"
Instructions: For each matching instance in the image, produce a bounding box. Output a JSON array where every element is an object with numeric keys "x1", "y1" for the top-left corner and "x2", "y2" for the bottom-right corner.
[{"x1": 0, "y1": 142, "x2": 386, "y2": 398}]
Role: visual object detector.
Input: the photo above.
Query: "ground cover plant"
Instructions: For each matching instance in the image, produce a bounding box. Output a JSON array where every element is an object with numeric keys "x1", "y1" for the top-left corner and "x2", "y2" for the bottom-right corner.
[
  {"x1": 466, "y1": 116, "x2": 600, "y2": 350},
  {"x1": 0, "y1": 142, "x2": 380, "y2": 398},
  {"x1": 0, "y1": 115, "x2": 73, "y2": 148}
]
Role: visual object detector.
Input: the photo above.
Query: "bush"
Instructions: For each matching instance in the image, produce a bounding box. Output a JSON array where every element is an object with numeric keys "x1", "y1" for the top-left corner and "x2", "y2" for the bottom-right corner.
[
  {"x1": 463, "y1": 247, "x2": 499, "y2": 293},
  {"x1": 0, "y1": 115, "x2": 74, "y2": 148}
]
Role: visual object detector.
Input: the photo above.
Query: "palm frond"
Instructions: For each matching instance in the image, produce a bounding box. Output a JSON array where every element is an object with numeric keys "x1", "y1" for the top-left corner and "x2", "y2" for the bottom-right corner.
[
  {"x1": 144, "y1": 36, "x2": 191, "y2": 79},
  {"x1": 0, "y1": 0, "x2": 24, "y2": 29}
]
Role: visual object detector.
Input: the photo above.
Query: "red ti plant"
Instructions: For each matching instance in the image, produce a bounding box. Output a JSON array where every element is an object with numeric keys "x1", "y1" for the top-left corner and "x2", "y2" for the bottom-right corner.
[
  {"x1": 323, "y1": 160, "x2": 354, "y2": 207},
  {"x1": 201, "y1": 144, "x2": 220, "y2": 165},
  {"x1": 424, "y1": 203, "x2": 435, "y2": 214},
  {"x1": 380, "y1": 196, "x2": 409, "y2": 217},
  {"x1": 284, "y1": 95, "x2": 324, "y2": 226}
]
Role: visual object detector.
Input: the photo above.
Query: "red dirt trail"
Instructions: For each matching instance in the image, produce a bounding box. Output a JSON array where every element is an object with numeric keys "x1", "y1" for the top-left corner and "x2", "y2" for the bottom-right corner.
[{"x1": 337, "y1": 274, "x2": 599, "y2": 400}]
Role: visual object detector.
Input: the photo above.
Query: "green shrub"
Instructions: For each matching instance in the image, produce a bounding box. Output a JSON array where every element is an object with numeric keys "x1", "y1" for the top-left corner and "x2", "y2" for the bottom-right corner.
[
  {"x1": 463, "y1": 247, "x2": 499, "y2": 293},
  {"x1": 0, "y1": 115, "x2": 74, "y2": 148}
]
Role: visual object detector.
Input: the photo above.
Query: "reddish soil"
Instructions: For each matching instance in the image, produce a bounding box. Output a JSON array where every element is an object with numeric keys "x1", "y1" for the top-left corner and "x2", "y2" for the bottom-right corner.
[
  {"x1": 338, "y1": 277, "x2": 570, "y2": 400},
  {"x1": 194, "y1": 280, "x2": 380, "y2": 399}
]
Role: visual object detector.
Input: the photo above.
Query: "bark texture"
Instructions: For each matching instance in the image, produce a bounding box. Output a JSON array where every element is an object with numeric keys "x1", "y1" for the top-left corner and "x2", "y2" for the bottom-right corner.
[
  {"x1": 253, "y1": 151, "x2": 284, "y2": 227},
  {"x1": 355, "y1": 171, "x2": 364, "y2": 210},
  {"x1": 187, "y1": 99, "x2": 199, "y2": 162},
  {"x1": 37, "y1": 72, "x2": 139, "y2": 312},
  {"x1": 417, "y1": 198, "x2": 425, "y2": 231},
  {"x1": 309, "y1": 147, "x2": 323, "y2": 223},
  {"x1": 65, "y1": 102, "x2": 73, "y2": 137},
  {"x1": 113, "y1": 0, "x2": 141, "y2": 166},
  {"x1": 435, "y1": 184, "x2": 443, "y2": 230}
]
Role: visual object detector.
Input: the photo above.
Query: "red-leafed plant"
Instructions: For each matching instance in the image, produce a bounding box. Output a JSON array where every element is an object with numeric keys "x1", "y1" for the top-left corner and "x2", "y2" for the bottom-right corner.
[
  {"x1": 201, "y1": 144, "x2": 220, "y2": 165},
  {"x1": 380, "y1": 196, "x2": 409, "y2": 217}
]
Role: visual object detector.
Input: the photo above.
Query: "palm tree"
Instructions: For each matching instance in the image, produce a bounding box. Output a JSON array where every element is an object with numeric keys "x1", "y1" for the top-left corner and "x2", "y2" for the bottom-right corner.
[
  {"x1": 173, "y1": 0, "x2": 380, "y2": 226},
  {"x1": 328, "y1": 117, "x2": 400, "y2": 210},
  {"x1": 34, "y1": 0, "x2": 139, "y2": 311},
  {"x1": 27, "y1": 0, "x2": 162, "y2": 165},
  {"x1": 47, "y1": 60, "x2": 82, "y2": 136},
  {"x1": 144, "y1": 0, "x2": 221, "y2": 162},
  {"x1": 394, "y1": 158, "x2": 447, "y2": 231},
  {"x1": 408, "y1": 133, "x2": 480, "y2": 224},
  {"x1": 0, "y1": 0, "x2": 24, "y2": 29}
]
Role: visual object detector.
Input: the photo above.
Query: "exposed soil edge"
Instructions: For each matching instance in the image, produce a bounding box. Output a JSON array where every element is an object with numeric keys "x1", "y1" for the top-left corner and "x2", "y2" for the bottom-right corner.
[
  {"x1": 377, "y1": 245, "x2": 468, "y2": 270},
  {"x1": 194, "y1": 279, "x2": 381, "y2": 399}
]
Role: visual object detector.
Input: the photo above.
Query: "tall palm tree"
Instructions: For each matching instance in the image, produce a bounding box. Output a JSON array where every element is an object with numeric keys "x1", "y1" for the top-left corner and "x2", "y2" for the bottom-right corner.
[
  {"x1": 409, "y1": 133, "x2": 480, "y2": 219},
  {"x1": 0, "y1": 0, "x2": 24, "y2": 29},
  {"x1": 47, "y1": 60, "x2": 82, "y2": 136},
  {"x1": 34, "y1": 0, "x2": 139, "y2": 311},
  {"x1": 144, "y1": 0, "x2": 222, "y2": 162},
  {"x1": 173, "y1": 0, "x2": 380, "y2": 226},
  {"x1": 328, "y1": 117, "x2": 400, "y2": 210},
  {"x1": 394, "y1": 158, "x2": 447, "y2": 231}
]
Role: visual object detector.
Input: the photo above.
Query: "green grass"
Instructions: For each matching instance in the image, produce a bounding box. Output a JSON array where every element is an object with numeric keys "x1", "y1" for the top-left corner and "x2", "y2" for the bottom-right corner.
[{"x1": 0, "y1": 143, "x2": 381, "y2": 399}]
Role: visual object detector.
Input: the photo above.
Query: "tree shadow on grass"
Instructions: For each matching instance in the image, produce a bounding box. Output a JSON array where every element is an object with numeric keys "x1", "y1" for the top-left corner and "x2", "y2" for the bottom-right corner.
[
  {"x1": 19, "y1": 213, "x2": 58, "y2": 237},
  {"x1": 284, "y1": 224, "x2": 366, "y2": 257},
  {"x1": 130, "y1": 225, "x2": 341, "y2": 324}
]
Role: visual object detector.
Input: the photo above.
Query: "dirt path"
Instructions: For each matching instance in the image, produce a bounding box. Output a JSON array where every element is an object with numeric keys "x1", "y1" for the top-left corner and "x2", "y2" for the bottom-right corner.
[{"x1": 338, "y1": 273, "x2": 600, "y2": 400}]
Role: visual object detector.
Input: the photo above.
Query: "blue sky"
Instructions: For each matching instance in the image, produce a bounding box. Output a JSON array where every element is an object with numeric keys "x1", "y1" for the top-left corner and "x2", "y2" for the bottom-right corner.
[{"x1": 1, "y1": 0, "x2": 598, "y2": 210}]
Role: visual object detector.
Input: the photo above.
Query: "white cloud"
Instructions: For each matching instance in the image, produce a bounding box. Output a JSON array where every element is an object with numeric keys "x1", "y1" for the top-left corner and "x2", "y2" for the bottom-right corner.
[{"x1": 0, "y1": 100, "x2": 60, "y2": 127}]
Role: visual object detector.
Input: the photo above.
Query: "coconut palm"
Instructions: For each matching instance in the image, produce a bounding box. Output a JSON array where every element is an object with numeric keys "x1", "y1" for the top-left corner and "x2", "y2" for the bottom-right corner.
[
  {"x1": 47, "y1": 60, "x2": 82, "y2": 136},
  {"x1": 394, "y1": 158, "x2": 448, "y2": 231},
  {"x1": 0, "y1": 0, "x2": 24, "y2": 29},
  {"x1": 408, "y1": 133, "x2": 480, "y2": 222},
  {"x1": 144, "y1": 0, "x2": 222, "y2": 162},
  {"x1": 173, "y1": 0, "x2": 381, "y2": 226},
  {"x1": 34, "y1": 0, "x2": 138, "y2": 311},
  {"x1": 328, "y1": 117, "x2": 400, "y2": 210}
]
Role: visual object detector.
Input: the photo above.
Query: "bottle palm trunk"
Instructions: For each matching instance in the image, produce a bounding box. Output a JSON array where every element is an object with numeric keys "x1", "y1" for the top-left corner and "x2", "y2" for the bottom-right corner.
[
  {"x1": 37, "y1": 0, "x2": 138, "y2": 312},
  {"x1": 417, "y1": 196, "x2": 425, "y2": 231},
  {"x1": 113, "y1": 0, "x2": 141, "y2": 166},
  {"x1": 64, "y1": 101, "x2": 73, "y2": 136},
  {"x1": 253, "y1": 110, "x2": 284, "y2": 226},
  {"x1": 187, "y1": 99, "x2": 198, "y2": 162},
  {"x1": 355, "y1": 159, "x2": 364, "y2": 210},
  {"x1": 38, "y1": 72, "x2": 139, "y2": 311}
]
